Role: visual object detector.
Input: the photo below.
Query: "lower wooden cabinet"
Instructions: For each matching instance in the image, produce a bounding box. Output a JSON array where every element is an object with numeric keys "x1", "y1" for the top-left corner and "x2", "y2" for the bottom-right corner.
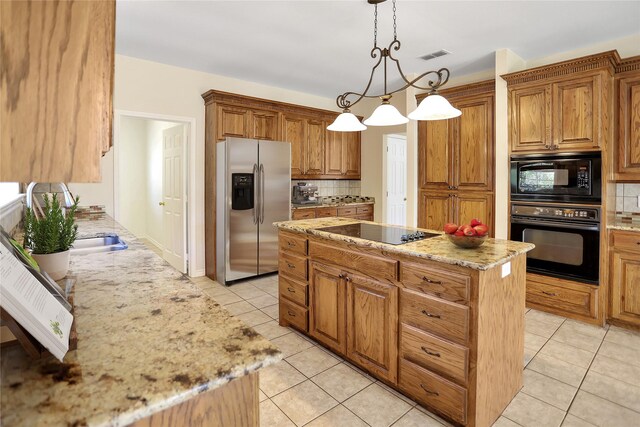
[
  {"x1": 525, "y1": 273, "x2": 599, "y2": 324},
  {"x1": 309, "y1": 262, "x2": 347, "y2": 354},
  {"x1": 609, "y1": 230, "x2": 640, "y2": 328},
  {"x1": 291, "y1": 203, "x2": 374, "y2": 222},
  {"x1": 346, "y1": 274, "x2": 398, "y2": 383}
]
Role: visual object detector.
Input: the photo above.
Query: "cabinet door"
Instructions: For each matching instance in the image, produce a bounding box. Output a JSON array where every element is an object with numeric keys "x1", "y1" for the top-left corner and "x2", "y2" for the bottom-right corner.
[
  {"x1": 610, "y1": 250, "x2": 640, "y2": 326},
  {"x1": 418, "y1": 120, "x2": 453, "y2": 190},
  {"x1": 283, "y1": 115, "x2": 306, "y2": 178},
  {"x1": 453, "y1": 193, "x2": 493, "y2": 236},
  {"x1": 617, "y1": 75, "x2": 640, "y2": 178},
  {"x1": 251, "y1": 110, "x2": 280, "y2": 141},
  {"x1": 216, "y1": 105, "x2": 250, "y2": 141},
  {"x1": 453, "y1": 95, "x2": 494, "y2": 191},
  {"x1": 343, "y1": 132, "x2": 361, "y2": 178},
  {"x1": 552, "y1": 75, "x2": 601, "y2": 150},
  {"x1": 325, "y1": 131, "x2": 344, "y2": 176},
  {"x1": 309, "y1": 262, "x2": 346, "y2": 354},
  {"x1": 418, "y1": 191, "x2": 452, "y2": 230},
  {"x1": 305, "y1": 120, "x2": 326, "y2": 175},
  {"x1": 347, "y1": 273, "x2": 398, "y2": 383},
  {"x1": 510, "y1": 85, "x2": 551, "y2": 152}
]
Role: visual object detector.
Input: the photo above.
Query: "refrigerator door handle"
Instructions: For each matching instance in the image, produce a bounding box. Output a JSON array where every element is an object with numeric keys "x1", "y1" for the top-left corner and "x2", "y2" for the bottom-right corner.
[
  {"x1": 259, "y1": 163, "x2": 265, "y2": 224},
  {"x1": 252, "y1": 163, "x2": 259, "y2": 225}
]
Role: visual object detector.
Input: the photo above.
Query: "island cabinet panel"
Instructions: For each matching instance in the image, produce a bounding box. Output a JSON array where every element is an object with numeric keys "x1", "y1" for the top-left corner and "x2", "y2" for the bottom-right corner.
[
  {"x1": 309, "y1": 262, "x2": 347, "y2": 354},
  {"x1": 279, "y1": 275, "x2": 308, "y2": 307},
  {"x1": 617, "y1": 70, "x2": 640, "y2": 180},
  {"x1": 1, "y1": 0, "x2": 115, "y2": 182},
  {"x1": 609, "y1": 230, "x2": 640, "y2": 328},
  {"x1": 278, "y1": 251, "x2": 308, "y2": 282},
  {"x1": 281, "y1": 298, "x2": 309, "y2": 332},
  {"x1": 278, "y1": 233, "x2": 310, "y2": 333},
  {"x1": 346, "y1": 274, "x2": 398, "y2": 384},
  {"x1": 279, "y1": 231, "x2": 308, "y2": 256},
  {"x1": 400, "y1": 262, "x2": 471, "y2": 304}
]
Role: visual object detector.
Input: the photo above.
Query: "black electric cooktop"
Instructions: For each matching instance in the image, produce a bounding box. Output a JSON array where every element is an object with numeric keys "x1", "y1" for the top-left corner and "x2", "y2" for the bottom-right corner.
[{"x1": 315, "y1": 223, "x2": 439, "y2": 245}]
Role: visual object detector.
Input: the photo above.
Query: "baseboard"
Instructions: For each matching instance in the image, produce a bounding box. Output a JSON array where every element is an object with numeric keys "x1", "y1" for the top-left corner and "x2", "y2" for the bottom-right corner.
[
  {"x1": 190, "y1": 269, "x2": 206, "y2": 278},
  {"x1": 143, "y1": 234, "x2": 164, "y2": 251}
]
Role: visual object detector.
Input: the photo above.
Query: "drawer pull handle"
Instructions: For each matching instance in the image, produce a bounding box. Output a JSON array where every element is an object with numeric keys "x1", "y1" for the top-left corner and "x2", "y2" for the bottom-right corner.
[
  {"x1": 421, "y1": 310, "x2": 441, "y2": 319},
  {"x1": 287, "y1": 287, "x2": 296, "y2": 293},
  {"x1": 421, "y1": 346, "x2": 441, "y2": 357},
  {"x1": 287, "y1": 263, "x2": 295, "y2": 269},
  {"x1": 420, "y1": 384, "x2": 439, "y2": 396},
  {"x1": 542, "y1": 291, "x2": 557, "y2": 297},
  {"x1": 338, "y1": 274, "x2": 345, "y2": 279},
  {"x1": 287, "y1": 311, "x2": 296, "y2": 317},
  {"x1": 345, "y1": 276, "x2": 351, "y2": 282},
  {"x1": 287, "y1": 241, "x2": 296, "y2": 247},
  {"x1": 422, "y1": 276, "x2": 442, "y2": 285}
]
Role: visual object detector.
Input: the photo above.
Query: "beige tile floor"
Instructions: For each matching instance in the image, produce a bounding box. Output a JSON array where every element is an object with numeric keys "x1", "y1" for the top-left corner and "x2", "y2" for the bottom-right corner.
[{"x1": 190, "y1": 274, "x2": 640, "y2": 427}]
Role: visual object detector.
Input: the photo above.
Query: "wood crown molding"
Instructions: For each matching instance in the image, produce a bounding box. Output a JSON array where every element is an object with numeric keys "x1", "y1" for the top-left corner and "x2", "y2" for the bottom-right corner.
[
  {"x1": 501, "y1": 50, "x2": 621, "y2": 86},
  {"x1": 201, "y1": 89, "x2": 344, "y2": 119},
  {"x1": 415, "y1": 79, "x2": 495, "y2": 102},
  {"x1": 616, "y1": 55, "x2": 640, "y2": 74}
]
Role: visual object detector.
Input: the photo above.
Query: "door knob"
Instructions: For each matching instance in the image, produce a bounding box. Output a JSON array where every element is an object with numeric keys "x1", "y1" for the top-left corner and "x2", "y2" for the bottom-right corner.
[{"x1": 159, "y1": 202, "x2": 165, "y2": 206}]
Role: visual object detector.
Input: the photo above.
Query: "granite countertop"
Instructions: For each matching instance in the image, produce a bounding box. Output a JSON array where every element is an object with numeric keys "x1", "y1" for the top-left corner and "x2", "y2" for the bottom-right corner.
[
  {"x1": 292, "y1": 197, "x2": 375, "y2": 209},
  {"x1": 274, "y1": 217, "x2": 534, "y2": 271},
  {"x1": 608, "y1": 216, "x2": 640, "y2": 232},
  {"x1": 1, "y1": 216, "x2": 281, "y2": 427}
]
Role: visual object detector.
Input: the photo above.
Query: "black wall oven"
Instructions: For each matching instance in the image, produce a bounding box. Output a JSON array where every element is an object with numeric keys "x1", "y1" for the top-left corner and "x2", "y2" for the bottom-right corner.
[
  {"x1": 511, "y1": 153, "x2": 601, "y2": 204},
  {"x1": 510, "y1": 204, "x2": 600, "y2": 284}
]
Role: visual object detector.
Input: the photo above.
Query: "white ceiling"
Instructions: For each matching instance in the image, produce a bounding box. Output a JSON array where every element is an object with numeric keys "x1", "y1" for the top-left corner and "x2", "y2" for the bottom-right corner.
[{"x1": 115, "y1": 0, "x2": 640, "y2": 101}]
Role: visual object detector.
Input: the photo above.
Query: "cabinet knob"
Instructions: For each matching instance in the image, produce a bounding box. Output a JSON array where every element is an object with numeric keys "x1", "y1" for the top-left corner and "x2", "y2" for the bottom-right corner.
[
  {"x1": 544, "y1": 144, "x2": 551, "y2": 149},
  {"x1": 159, "y1": 201, "x2": 165, "y2": 206},
  {"x1": 345, "y1": 276, "x2": 351, "y2": 282}
]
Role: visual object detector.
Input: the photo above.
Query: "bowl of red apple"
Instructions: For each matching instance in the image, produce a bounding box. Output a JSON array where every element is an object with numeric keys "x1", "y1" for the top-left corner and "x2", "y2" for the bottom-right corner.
[{"x1": 443, "y1": 219, "x2": 489, "y2": 249}]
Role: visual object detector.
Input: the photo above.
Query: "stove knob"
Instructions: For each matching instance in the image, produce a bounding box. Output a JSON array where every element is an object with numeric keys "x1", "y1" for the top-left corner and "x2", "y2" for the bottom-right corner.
[{"x1": 400, "y1": 235, "x2": 409, "y2": 242}]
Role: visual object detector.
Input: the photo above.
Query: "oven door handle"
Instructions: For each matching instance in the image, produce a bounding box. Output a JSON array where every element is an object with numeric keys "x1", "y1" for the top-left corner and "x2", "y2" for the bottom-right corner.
[{"x1": 511, "y1": 217, "x2": 600, "y2": 232}]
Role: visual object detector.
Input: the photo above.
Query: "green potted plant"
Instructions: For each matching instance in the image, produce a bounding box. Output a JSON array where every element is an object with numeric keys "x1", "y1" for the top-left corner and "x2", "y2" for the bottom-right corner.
[{"x1": 23, "y1": 194, "x2": 79, "y2": 280}]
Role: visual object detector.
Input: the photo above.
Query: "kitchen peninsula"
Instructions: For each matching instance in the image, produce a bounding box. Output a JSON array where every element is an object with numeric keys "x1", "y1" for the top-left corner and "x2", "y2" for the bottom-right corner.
[
  {"x1": 1, "y1": 217, "x2": 280, "y2": 427},
  {"x1": 274, "y1": 217, "x2": 534, "y2": 427}
]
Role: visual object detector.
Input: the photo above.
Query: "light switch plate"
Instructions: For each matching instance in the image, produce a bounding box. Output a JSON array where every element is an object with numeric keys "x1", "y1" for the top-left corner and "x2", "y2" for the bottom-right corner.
[
  {"x1": 637, "y1": 195, "x2": 640, "y2": 208},
  {"x1": 501, "y1": 262, "x2": 511, "y2": 278}
]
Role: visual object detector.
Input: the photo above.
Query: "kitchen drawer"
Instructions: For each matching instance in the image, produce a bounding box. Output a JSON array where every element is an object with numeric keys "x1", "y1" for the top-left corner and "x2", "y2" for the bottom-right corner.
[
  {"x1": 400, "y1": 289, "x2": 469, "y2": 345},
  {"x1": 279, "y1": 232, "x2": 308, "y2": 256},
  {"x1": 279, "y1": 251, "x2": 308, "y2": 281},
  {"x1": 400, "y1": 262, "x2": 470, "y2": 305},
  {"x1": 399, "y1": 359, "x2": 467, "y2": 425},
  {"x1": 316, "y1": 207, "x2": 338, "y2": 218},
  {"x1": 611, "y1": 230, "x2": 640, "y2": 252},
  {"x1": 526, "y1": 278, "x2": 595, "y2": 318},
  {"x1": 279, "y1": 274, "x2": 308, "y2": 307},
  {"x1": 400, "y1": 324, "x2": 468, "y2": 385},
  {"x1": 337, "y1": 206, "x2": 357, "y2": 217},
  {"x1": 356, "y1": 205, "x2": 373, "y2": 215},
  {"x1": 354, "y1": 214, "x2": 373, "y2": 221},
  {"x1": 309, "y1": 241, "x2": 398, "y2": 282},
  {"x1": 280, "y1": 298, "x2": 308, "y2": 332},
  {"x1": 292, "y1": 209, "x2": 316, "y2": 220}
]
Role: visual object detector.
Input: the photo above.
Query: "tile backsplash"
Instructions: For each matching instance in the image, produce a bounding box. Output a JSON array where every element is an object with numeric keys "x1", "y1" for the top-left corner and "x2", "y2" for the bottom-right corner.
[
  {"x1": 616, "y1": 183, "x2": 640, "y2": 213},
  {"x1": 291, "y1": 180, "x2": 361, "y2": 197}
]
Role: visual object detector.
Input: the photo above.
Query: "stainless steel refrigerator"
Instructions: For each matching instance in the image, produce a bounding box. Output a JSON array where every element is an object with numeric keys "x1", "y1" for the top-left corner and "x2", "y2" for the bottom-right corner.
[{"x1": 216, "y1": 138, "x2": 291, "y2": 285}]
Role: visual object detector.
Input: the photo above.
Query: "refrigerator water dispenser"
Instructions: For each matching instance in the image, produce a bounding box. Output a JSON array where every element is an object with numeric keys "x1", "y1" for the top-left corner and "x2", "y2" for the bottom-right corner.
[{"x1": 231, "y1": 173, "x2": 254, "y2": 210}]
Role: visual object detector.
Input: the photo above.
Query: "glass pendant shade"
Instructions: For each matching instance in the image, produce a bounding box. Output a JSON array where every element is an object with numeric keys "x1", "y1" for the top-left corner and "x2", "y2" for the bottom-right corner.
[
  {"x1": 408, "y1": 94, "x2": 462, "y2": 121},
  {"x1": 327, "y1": 111, "x2": 367, "y2": 131},
  {"x1": 363, "y1": 103, "x2": 409, "y2": 126}
]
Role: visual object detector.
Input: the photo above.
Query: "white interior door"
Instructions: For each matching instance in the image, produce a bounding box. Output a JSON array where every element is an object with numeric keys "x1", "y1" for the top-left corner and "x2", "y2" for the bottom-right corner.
[
  {"x1": 386, "y1": 135, "x2": 407, "y2": 226},
  {"x1": 162, "y1": 124, "x2": 187, "y2": 273}
]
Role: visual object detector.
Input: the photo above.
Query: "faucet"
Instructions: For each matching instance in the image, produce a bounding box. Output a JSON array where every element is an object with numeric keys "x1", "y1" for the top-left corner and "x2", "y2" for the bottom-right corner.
[{"x1": 26, "y1": 183, "x2": 75, "y2": 216}]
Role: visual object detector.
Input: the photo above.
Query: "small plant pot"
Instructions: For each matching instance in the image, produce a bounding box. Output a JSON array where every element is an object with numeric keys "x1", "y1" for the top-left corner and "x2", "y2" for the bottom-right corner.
[{"x1": 31, "y1": 250, "x2": 70, "y2": 281}]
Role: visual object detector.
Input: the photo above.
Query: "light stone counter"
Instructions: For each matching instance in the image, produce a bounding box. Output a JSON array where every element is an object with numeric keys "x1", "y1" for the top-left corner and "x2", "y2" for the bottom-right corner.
[
  {"x1": 608, "y1": 217, "x2": 640, "y2": 232},
  {"x1": 1, "y1": 216, "x2": 281, "y2": 427},
  {"x1": 274, "y1": 217, "x2": 534, "y2": 271}
]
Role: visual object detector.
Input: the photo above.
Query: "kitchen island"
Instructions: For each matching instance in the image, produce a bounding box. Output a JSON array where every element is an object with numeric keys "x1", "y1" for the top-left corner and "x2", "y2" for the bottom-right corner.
[
  {"x1": 274, "y1": 217, "x2": 534, "y2": 427},
  {"x1": 1, "y1": 216, "x2": 281, "y2": 427}
]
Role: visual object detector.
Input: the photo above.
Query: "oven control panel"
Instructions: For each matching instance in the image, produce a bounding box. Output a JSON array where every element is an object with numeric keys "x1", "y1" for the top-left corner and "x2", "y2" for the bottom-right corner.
[{"x1": 511, "y1": 204, "x2": 600, "y2": 222}]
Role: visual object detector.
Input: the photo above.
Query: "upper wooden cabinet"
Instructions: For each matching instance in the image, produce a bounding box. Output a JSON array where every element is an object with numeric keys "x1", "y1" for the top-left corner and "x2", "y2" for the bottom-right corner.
[
  {"x1": 615, "y1": 56, "x2": 640, "y2": 181},
  {"x1": 418, "y1": 81, "x2": 494, "y2": 192},
  {"x1": 0, "y1": 0, "x2": 115, "y2": 183},
  {"x1": 203, "y1": 90, "x2": 361, "y2": 180},
  {"x1": 503, "y1": 51, "x2": 617, "y2": 154},
  {"x1": 418, "y1": 191, "x2": 493, "y2": 236}
]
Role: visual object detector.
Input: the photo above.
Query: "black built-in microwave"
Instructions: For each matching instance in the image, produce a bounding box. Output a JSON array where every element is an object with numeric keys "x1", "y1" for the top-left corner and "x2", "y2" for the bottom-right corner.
[{"x1": 510, "y1": 152, "x2": 601, "y2": 204}]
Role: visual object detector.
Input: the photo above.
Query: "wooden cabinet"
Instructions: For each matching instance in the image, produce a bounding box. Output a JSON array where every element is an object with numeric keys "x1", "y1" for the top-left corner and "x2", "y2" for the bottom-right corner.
[
  {"x1": 325, "y1": 132, "x2": 361, "y2": 178},
  {"x1": 346, "y1": 274, "x2": 398, "y2": 383},
  {"x1": 305, "y1": 120, "x2": 326, "y2": 175},
  {"x1": 616, "y1": 58, "x2": 640, "y2": 180},
  {"x1": 279, "y1": 233, "x2": 310, "y2": 333},
  {"x1": 418, "y1": 191, "x2": 493, "y2": 235},
  {"x1": 0, "y1": 0, "x2": 115, "y2": 182},
  {"x1": 309, "y1": 262, "x2": 347, "y2": 354},
  {"x1": 251, "y1": 110, "x2": 280, "y2": 140},
  {"x1": 216, "y1": 104, "x2": 250, "y2": 140},
  {"x1": 291, "y1": 203, "x2": 374, "y2": 222},
  {"x1": 503, "y1": 53, "x2": 616, "y2": 154},
  {"x1": 283, "y1": 115, "x2": 306, "y2": 177},
  {"x1": 526, "y1": 273, "x2": 599, "y2": 323},
  {"x1": 609, "y1": 230, "x2": 640, "y2": 328},
  {"x1": 419, "y1": 119, "x2": 452, "y2": 190}
]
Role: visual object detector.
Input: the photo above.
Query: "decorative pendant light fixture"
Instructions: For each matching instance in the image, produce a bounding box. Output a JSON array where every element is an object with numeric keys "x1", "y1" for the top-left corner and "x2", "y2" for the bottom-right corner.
[{"x1": 327, "y1": 0, "x2": 461, "y2": 131}]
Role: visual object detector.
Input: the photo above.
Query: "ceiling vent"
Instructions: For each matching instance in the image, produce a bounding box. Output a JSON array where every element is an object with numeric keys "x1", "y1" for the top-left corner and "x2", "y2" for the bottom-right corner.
[{"x1": 420, "y1": 49, "x2": 451, "y2": 61}]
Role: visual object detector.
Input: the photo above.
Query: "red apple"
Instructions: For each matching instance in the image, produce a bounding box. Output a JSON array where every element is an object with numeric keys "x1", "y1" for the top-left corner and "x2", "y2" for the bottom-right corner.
[
  {"x1": 454, "y1": 230, "x2": 465, "y2": 236},
  {"x1": 474, "y1": 224, "x2": 489, "y2": 236},
  {"x1": 470, "y1": 218, "x2": 482, "y2": 227},
  {"x1": 443, "y1": 223, "x2": 459, "y2": 234},
  {"x1": 464, "y1": 227, "x2": 477, "y2": 236}
]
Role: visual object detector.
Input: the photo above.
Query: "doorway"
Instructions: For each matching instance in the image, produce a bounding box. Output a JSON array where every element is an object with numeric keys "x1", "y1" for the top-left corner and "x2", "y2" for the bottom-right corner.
[
  {"x1": 383, "y1": 134, "x2": 407, "y2": 226},
  {"x1": 114, "y1": 112, "x2": 193, "y2": 274}
]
